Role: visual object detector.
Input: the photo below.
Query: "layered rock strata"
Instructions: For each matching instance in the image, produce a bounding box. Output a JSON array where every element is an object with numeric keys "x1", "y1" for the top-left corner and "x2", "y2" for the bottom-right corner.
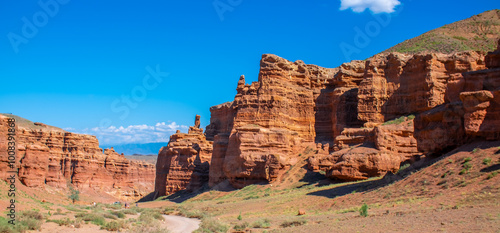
[
  {"x1": 0, "y1": 114, "x2": 156, "y2": 200},
  {"x1": 206, "y1": 50, "x2": 486, "y2": 184},
  {"x1": 155, "y1": 115, "x2": 213, "y2": 196},
  {"x1": 415, "y1": 40, "x2": 500, "y2": 153}
]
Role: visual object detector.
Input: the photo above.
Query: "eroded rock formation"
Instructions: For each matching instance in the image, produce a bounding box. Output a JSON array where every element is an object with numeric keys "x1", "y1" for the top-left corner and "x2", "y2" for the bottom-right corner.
[
  {"x1": 0, "y1": 114, "x2": 155, "y2": 200},
  {"x1": 415, "y1": 39, "x2": 500, "y2": 153},
  {"x1": 206, "y1": 50, "x2": 486, "y2": 184},
  {"x1": 155, "y1": 115, "x2": 212, "y2": 196}
]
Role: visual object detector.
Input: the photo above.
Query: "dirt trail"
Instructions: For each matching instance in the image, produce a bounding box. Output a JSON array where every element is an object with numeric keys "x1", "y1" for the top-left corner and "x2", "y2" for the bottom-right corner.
[{"x1": 162, "y1": 215, "x2": 201, "y2": 233}]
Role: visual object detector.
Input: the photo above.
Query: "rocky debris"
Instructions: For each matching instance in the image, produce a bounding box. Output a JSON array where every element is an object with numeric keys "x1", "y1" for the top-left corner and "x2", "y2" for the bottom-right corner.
[
  {"x1": 311, "y1": 117, "x2": 418, "y2": 180},
  {"x1": 0, "y1": 115, "x2": 155, "y2": 200},
  {"x1": 415, "y1": 40, "x2": 500, "y2": 154},
  {"x1": 155, "y1": 116, "x2": 213, "y2": 196}
]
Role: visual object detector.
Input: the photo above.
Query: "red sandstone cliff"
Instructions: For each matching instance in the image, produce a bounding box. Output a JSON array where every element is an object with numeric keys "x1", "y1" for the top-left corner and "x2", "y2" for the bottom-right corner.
[
  {"x1": 0, "y1": 114, "x2": 155, "y2": 200},
  {"x1": 205, "y1": 50, "x2": 487, "y2": 185},
  {"x1": 155, "y1": 115, "x2": 212, "y2": 196},
  {"x1": 415, "y1": 39, "x2": 500, "y2": 154}
]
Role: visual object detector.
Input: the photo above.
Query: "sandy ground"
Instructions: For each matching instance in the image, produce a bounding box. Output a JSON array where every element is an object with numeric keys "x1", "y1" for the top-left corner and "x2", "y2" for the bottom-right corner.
[
  {"x1": 38, "y1": 222, "x2": 109, "y2": 233},
  {"x1": 162, "y1": 215, "x2": 201, "y2": 233}
]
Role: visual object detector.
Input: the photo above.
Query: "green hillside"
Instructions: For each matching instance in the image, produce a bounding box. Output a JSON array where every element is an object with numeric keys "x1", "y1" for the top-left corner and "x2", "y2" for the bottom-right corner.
[{"x1": 385, "y1": 9, "x2": 500, "y2": 54}]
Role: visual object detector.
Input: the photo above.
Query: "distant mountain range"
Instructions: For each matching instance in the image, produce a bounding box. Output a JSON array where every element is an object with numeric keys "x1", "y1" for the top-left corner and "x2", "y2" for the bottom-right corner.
[{"x1": 101, "y1": 142, "x2": 168, "y2": 156}]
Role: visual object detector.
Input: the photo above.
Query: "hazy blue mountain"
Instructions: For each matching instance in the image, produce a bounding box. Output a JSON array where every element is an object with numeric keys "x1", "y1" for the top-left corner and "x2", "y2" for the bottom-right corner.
[{"x1": 101, "y1": 142, "x2": 168, "y2": 155}]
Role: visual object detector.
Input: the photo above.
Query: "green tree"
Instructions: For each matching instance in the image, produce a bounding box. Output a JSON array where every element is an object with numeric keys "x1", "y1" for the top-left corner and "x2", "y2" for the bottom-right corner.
[
  {"x1": 359, "y1": 203, "x2": 368, "y2": 217},
  {"x1": 68, "y1": 183, "x2": 80, "y2": 204}
]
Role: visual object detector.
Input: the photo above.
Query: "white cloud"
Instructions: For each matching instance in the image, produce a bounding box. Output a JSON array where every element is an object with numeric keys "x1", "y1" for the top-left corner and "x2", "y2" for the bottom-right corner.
[
  {"x1": 339, "y1": 0, "x2": 401, "y2": 13},
  {"x1": 73, "y1": 122, "x2": 189, "y2": 145}
]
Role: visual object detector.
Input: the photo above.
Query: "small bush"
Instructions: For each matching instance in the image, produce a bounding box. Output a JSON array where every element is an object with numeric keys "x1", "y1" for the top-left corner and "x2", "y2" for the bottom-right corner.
[
  {"x1": 397, "y1": 163, "x2": 410, "y2": 173},
  {"x1": 178, "y1": 208, "x2": 206, "y2": 219},
  {"x1": 121, "y1": 208, "x2": 139, "y2": 215},
  {"x1": 18, "y1": 211, "x2": 44, "y2": 231},
  {"x1": 252, "y1": 218, "x2": 271, "y2": 228},
  {"x1": 359, "y1": 203, "x2": 368, "y2": 217},
  {"x1": 280, "y1": 219, "x2": 307, "y2": 228},
  {"x1": 0, "y1": 224, "x2": 15, "y2": 233},
  {"x1": 487, "y1": 171, "x2": 498, "y2": 179},
  {"x1": 460, "y1": 161, "x2": 472, "y2": 175},
  {"x1": 237, "y1": 212, "x2": 242, "y2": 221},
  {"x1": 243, "y1": 195, "x2": 260, "y2": 200},
  {"x1": 194, "y1": 217, "x2": 229, "y2": 233},
  {"x1": 110, "y1": 211, "x2": 126, "y2": 218},
  {"x1": 47, "y1": 218, "x2": 82, "y2": 228},
  {"x1": 101, "y1": 220, "x2": 126, "y2": 231},
  {"x1": 453, "y1": 36, "x2": 467, "y2": 41},
  {"x1": 103, "y1": 213, "x2": 118, "y2": 220},
  {"x1": 138, "y1": 209, "x2": 163, "y2": 224},
  {"x1": 233, "y1": 222, "x2": 248, "y2": 231},
  {"x1": 483, "y1": 158, "x2": 492, "y2": 165},
  {"x1": 128, "y1": 224, "x2": 170, "y2": 233},
  {"x1": 20, "y1": 218, "x2": 42, "y2": 231},
  {"x1": 383, "y1": 115, "x2": 414, "y2": 125},
  {"x1": 75, "y1": 213, "x2": 106, "y2": 226},
  {"x1": 464, "y1": 157, "x2": 472, "y2": 162},
  {"x1": 472, "y1": 148, "x2": 480, "y2": 154},
  {"x1": 20, "y1": 211, "x2": 43, "y2": 220},
  {"x1": 163, "y1": 207, "x2": 175, "y2": 215}
]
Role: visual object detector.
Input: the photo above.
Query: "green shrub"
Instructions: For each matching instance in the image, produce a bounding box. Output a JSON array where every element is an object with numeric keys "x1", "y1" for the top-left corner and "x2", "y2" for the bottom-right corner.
[
  {"x1": 103, "y1": 213, "x2": 118, "y2": 220},
  {"x1": 20, "y1": 218, "x2": 41, "y2": 231},
  {"x1": 110, "y1": 211, "x2": 126, "y2": 218},
  {"x1": 233, "y1": 222, "x2": 248, "y2": 231},
  {"x1": 128, "y1": 224, "x2": 170, "y2": 233},
  {"x1": 163, "y1": 207, "x2": 175, "y2": 215},
  {"x1": 383, "y1": 115, "x2": 414, "y2": 125},
  {"x1": 472, "y1": 148, "x2": 479, "y2": 154},
  {"x1": 397, "y1": 163, "x2": 410, "y2": 173},
  {"x1": 121, "y1": 208, "x2": 139, "y2": 215},
  {"x1": 138, "y1": 209, "x2": 163, "y2": 224},
  {"x1": 237, "y1": 212, "x2": 242, "y2": 221},
  {"x1": 18, "y1": 211, "x2": 44, "y2": 231},
  {"x1": 101, "y1": 220, "x2": 126, "y2": 231},
  {"x1": 464, "y1": 157, "x2": 472, "y2": 162},
  {"x1": 280, "y1": 219, "x2": 307, "y2": 228},
  {"x1": 68, "y1": 184, "x2": 80, "y2": 204},
  {"x1": 178, "y1": 208, "x2": 206, "y2": 219},
  {"x1": 482, "y1": 158, "x2": 492, "y2": 165},
  {"x1": 46, "y1": 218, "x2": 82, "y2": 228},
  {"x1": 0, "y1": 224, "x2": 15, "y2": 233},
  {"x1": 194, "y1": 217, "x2": 229, "y2": 233},
  {"x1": 75, "y1": 213, "x2": 106, "y2": 226},
  {"x1": 20, "y1": 211, "x2": 43, "y2": 221},
  {"x1": 359, "y1": 203, "x2": 368, "y2": 217},
  {"x1": 453, "y1": 36, "x2": 467, "y2": 41},
  {"x1": 487, "y1": 171, "x2": 498, "y2": 179},
  {"x1": 252, "y1": 218, "x2": 271, "y2": 228}
]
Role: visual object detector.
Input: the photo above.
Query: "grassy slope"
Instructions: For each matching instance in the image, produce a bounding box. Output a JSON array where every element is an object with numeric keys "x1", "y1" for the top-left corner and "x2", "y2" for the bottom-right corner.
[
  {"x1": 385, "y1": 9, "x2": 500, "y2": 54},
  {"x1": 140, "y1": 141, "x2": 500, "y2": 232},
  {"x1": 0, "y1": 113, "x2": 65, "y2": 132}
]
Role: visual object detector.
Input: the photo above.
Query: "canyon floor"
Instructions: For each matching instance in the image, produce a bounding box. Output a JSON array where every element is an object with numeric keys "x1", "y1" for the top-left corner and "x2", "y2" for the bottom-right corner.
[{"x1": 2, "y1": 140, "x2": 498, "y2": 233}]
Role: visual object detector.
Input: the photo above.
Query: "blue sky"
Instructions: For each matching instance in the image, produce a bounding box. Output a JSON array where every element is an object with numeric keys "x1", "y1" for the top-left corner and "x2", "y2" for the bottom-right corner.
[{"x1": 0, "y1": 0, "x2": 498, "y2": 145}]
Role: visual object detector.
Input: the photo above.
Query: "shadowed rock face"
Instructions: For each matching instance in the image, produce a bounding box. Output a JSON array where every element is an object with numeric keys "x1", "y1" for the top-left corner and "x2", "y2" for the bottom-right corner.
[
  {"x1": 0, "y1": 115, "x2": 155, "y2": 200},
  {"x1": 154, "y1": 116, "x2": 212, "y2": 196},
  {"x1": 415, "y1": 39, "x2": 500, "y2": 154}
]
